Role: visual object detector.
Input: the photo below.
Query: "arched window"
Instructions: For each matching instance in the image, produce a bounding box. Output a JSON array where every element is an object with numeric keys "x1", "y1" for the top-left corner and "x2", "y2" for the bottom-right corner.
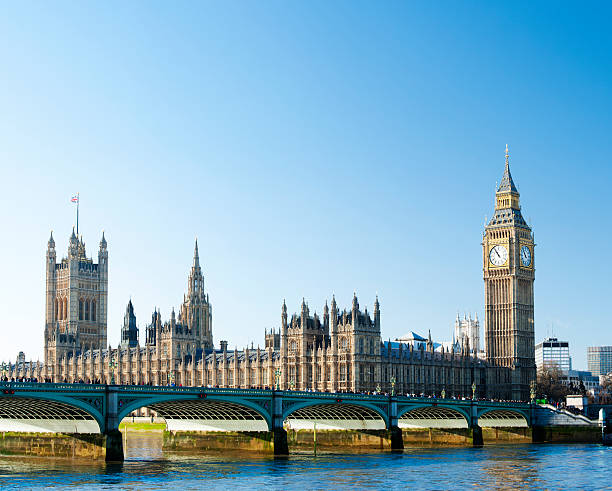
[
  {"x1": 54, "y1": 299, "x2": 58, "y2": 321},
  {"x1": 359, "y1": 338, "x2": 364, "y2": 354},
  {"x1": 85, "y1": 300, "x2": 90, "y2": 321},
  {"x1": 92, "y1": 300, "x2": 96, "y2": 322},
  {"x1": 79, "y1": 299, "x2": 84, "y2": 321},
  {"x1": 341, "y1": 337, "x2": 347, "y2": 351},
  {"x1": 63, "y1": 298, "x2": 67, "y2": 320}
]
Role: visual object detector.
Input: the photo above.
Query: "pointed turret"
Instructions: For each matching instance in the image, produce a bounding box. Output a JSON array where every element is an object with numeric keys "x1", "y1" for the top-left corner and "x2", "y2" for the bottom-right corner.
[
  {"x1": 99, "y1": 230, "x2": 107, "y2": 250},
  {"x1": 497, "y1": 144, "x2": 518, "y2": 194},
  {"x1": 193, "y1": 238, "x2": 200, "y2": 269},
  {"x1": 120, "y1": 299, "x2": 138, "y2": 349},
  {"x1": 373, "y1": 295, "x2": 381, "y2": 330},
  {"x1": 48, "y1": 231, "x2": 55, "y2": 250},
  {"x1": 488, "y1": 144, "x2": 528, "y2": 228},
  {"x1": 68, "y1": 227, "x2": 79, "y2": 256}
]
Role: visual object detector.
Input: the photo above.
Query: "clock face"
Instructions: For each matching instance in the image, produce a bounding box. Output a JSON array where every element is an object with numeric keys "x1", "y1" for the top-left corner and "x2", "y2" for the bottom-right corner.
[
  {"x1": 520, "y1": 245, "x2": 532, "y2": 267},
  {"x1": 489, "y1": 245, "x2": 508, "y2": 266}
]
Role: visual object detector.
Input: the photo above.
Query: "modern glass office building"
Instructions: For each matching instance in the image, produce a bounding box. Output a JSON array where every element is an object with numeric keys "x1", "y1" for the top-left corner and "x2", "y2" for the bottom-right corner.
[
  {"x1": 535, "y1": 337, "x2": 571, "y2": 373},
  {"x1": 587, "y1": 346, "x2": 612, "y2": 377}
]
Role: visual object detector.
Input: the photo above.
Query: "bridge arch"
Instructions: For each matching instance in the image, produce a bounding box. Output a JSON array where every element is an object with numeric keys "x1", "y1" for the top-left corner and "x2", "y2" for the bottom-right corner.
[
  {"x1": 0, "y1": 395, "x2": 103, "y2": 433},
  {"x1": 117, "y1": 394, "x2": 272, "y2": 431},
  {"x1": 398, "y1": 405, "x2": 470, "y2": 429},
  {"x1": 477, "y1": 408, "x2": 529, "y2": 427},
  {"x1": 283, "y1": 401, "x2": 388, "y2": 430}
]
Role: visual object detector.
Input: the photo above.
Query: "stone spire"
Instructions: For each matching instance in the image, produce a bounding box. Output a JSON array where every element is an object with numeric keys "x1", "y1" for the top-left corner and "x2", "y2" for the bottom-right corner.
[
  {"x1": 497, "y1": 144, "x2": 518, "y2": 194},
  {"x1": 193, "y1": 238, "x2": 200, "y2": 270},
  {"x1": 48, "y1": 230, "x2": 55, "y2": 250},
  {"x1": 121, "y1": 299, "x2": 139, "y2": 349}
]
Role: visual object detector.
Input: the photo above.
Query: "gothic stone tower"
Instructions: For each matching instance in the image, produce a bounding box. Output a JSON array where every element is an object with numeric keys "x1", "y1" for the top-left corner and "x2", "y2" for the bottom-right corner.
[
  {"x1": 44, "y1": 229, "x2": 108, "y2": 367},
  {"x1": 120, "y1": 299, "x2": 139, "y2": 348},
  {"x1": 178, "y1": 240, "x2": 213, "y2": 349},
  {"x1": 483, "y1": 146, "x2": 536, "y2": 401}
]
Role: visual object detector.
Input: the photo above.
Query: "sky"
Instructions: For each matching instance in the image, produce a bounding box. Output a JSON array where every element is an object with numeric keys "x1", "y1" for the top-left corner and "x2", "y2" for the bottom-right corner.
[{"x1": 0, "y1": 1, "x2": 610, "y2": 370}]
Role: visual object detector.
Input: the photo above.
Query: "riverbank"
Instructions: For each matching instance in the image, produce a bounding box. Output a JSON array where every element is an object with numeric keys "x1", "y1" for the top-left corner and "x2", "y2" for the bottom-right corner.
[{"x1": 0, "y1": 424, "x2": 603, "y2": 461}]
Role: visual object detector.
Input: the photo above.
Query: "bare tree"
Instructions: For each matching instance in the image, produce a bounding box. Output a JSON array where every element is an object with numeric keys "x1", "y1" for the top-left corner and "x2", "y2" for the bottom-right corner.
[
  {"x1": 536, "y1": 364, "x2": 571, "y2": 403},
  {"x1": 599, "y1": 373, "x2": 612, "y2": 404}
]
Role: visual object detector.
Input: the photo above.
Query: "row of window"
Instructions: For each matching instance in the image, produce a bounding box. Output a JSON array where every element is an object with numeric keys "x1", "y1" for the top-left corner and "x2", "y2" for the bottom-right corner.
[
  {"x1": 288, "y1": 337, "x2": 377, "y2": 354},
  {"x1": 54, "y1": 298, "x2": 97, "y2": 322},
  {"x1": 78, "y1": 299, "x2": 97, "y2": 321}
]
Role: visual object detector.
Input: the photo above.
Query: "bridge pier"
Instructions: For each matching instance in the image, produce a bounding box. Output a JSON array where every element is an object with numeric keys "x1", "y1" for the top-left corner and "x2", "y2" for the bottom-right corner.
[
  {"x1": 388, "y1": 399, "x2": 404, "y2": 451},
  {"x1": 470, "y1": 403, "x2": 483, "y2": 447},
  {"x1": 104, "y1": 387, "x2": 124, "y2": 461},
  {"x1": 600, "y1": 409, "x2": 612, "y2": 446},
  {"x1": 271, "y1": 392, "x2": 288, "y2": 455},
  {"x1": 103, "y1": 429, "x2": 124, "y2": 462}
]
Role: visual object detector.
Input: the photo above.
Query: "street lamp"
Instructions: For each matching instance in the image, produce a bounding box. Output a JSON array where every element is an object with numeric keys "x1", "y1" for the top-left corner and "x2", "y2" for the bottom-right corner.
[
  {"x1": 441, "y1": 388, "x2": 446, "y2": 399},
  {"x1": 530, "y1": 380, "x2": 536, "y2": 403},
  {"x1": 169, "y1": 371, "x2": 175, "y2": 386},
  {"x1": 376, "y1": 384, "x2": 381, "y2": 395},
  {"x1": 289, "y1": 379, "x2": 295, "y2": 391},
  {"x1": 472, "y1": 381, "x2": 477, "y2": 400},
  {"x1": 274, "y1": 368, "x2": 281, "y2": 391},
  {"x1": 0, "y1": 362, "x2": 8, "y2": 381},
  {"x1": 390, "y1": 376, "x2": 396, "y2": 397},
  {"x1": 108, "y1": 358, "x2": 116, "y2": 385}
]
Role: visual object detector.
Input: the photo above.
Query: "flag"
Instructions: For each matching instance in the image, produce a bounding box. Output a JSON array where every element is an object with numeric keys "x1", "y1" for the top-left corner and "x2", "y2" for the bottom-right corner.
[{"x1": 71, "y1": 195, "x2": 79, "y2": 203}]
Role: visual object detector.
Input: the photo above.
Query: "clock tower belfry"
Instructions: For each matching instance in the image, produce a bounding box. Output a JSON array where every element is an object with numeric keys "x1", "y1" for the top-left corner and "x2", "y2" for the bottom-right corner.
[{"x1": 483, "y1": 145, "x2": 536, "y2": 401}]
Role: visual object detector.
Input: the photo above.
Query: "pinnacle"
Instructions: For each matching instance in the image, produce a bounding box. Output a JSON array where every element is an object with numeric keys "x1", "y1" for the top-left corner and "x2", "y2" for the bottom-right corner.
[
  {"x1": 497, "y1": 144, "x2": 518, "y2": 194},
  {"x1": 193, "y1": 238, "x2": 200, "y2": 269}
]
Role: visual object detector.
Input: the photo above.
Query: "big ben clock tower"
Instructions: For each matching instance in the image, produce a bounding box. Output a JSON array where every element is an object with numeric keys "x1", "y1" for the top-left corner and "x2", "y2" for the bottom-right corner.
[{"x1": 483, "y1": 145, "x2": 536, "y2": 401}]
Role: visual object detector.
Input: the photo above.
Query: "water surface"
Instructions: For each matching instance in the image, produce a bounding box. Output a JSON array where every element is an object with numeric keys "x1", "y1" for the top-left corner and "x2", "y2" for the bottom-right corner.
[{"x1": 0, "y1": 433, "x2": 609, "y2": 489}]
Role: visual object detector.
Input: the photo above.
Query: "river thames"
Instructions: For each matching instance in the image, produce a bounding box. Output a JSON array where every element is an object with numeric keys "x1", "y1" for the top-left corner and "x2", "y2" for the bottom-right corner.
[{"x1": 0, "y1": 434, "x2": 610, "y2": 490}]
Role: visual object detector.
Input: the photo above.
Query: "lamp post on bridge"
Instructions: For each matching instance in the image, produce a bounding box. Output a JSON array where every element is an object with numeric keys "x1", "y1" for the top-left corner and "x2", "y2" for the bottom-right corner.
[
  {"x1": 376, "y1": 384, "x2": 381, "y2": 395},
  {"x1": 472, "y1": 381, "x2": 477, "y2": 400},
  {"x1": 108, "y1": 358, "x2": 117, "y2": 385},
  {"x1": 0, "y1": 362, "x2": 8, "y2": 381},
  {"x1": 274, "y1": 368, "x2": 281, "y2": 391},
  {"x1": 390, "y1": 376, "x2": 396, "y2": 397},
  {"x1": 289, "y1": 379, "x2": 295, "y2": 391},
  {"x1": 441, "y1": 388, "x2": 446, "y2": 399},
  {"x1": 530, "y1": 380, "x2": 536, "y2": 403}
]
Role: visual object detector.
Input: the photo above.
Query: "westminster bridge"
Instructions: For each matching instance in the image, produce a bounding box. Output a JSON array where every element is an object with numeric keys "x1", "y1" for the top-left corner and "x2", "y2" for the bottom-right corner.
[{"x1": 0, "y1": 382, "x2": 606, "y2": 460}]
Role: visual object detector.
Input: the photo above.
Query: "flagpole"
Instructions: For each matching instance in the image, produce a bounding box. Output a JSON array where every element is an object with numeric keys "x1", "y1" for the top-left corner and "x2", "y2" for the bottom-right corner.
[{"x1": 76, "y1": 192, "x2": 79, "y2": 236}]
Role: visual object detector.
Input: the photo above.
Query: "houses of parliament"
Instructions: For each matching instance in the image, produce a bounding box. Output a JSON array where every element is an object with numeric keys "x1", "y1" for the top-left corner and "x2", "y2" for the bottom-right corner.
[{"x1": 4, "y1": 147, "x2": 536, "y2": 401}]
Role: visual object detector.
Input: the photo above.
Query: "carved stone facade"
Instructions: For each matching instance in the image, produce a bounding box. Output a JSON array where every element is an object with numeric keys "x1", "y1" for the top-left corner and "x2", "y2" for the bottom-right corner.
[{"x1": 3, "y1": 147, "x2": 535, "y2": 401}]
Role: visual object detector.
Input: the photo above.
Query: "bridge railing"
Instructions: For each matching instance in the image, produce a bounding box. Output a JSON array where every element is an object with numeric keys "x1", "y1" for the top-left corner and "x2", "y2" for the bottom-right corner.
[{"x1": 0, "y1": 381, "x2": 530, "y2": 408}]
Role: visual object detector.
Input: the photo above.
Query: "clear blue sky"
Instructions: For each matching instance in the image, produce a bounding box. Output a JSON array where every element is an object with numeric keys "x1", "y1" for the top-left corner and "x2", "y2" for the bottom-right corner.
[{"x1": 1, "y1": 1, "x2": 610, "y2": 370}]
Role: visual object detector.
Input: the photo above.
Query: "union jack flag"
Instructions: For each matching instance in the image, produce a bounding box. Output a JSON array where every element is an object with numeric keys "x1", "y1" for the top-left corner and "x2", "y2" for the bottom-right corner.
[{"x1": 71, "y1": 195, "x2": 79, "y2": 203}]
